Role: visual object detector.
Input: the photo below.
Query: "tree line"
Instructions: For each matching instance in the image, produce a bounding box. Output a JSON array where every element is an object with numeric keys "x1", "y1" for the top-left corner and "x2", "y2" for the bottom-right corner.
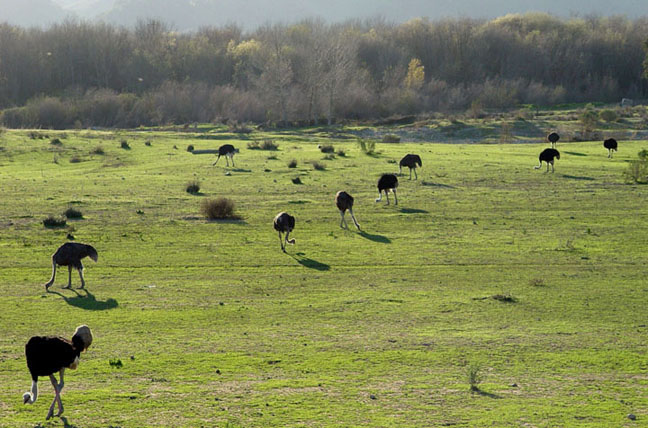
[{"x1": 1, "y1": 13, "x2": 648, "y2": 128}]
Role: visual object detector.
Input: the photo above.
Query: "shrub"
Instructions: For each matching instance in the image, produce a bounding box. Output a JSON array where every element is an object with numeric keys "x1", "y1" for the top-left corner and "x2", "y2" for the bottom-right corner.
[
  {"x1": 322, "y1": 154, "x2": 335, "y2": 160},
  {"x1": 336, "y1": 149, "x2": 346, "y2": 157},
  {"x1": 319, "y1": 144, "x2": 335, "y2": 153},
  {"x1": 287, "y1": 159, "x2": 298, "y2": 168},
  {"x1": 382, "y1": 134, "x2": 401, "y2": 143},
  {"x1": 357, "y1": 139, "x2": 376, "y2": 155},
  {"x1": 267, "y1": 155, "x2": 278, "y2": 160},
  {"x1": 529, "y1": 278, "x2": 546, "y2": 287},
  {"x1": 120, "y1": 140, "x2": 130, "y2": 149},
  {"x1": 91, "y1": 146, "x2": 105, "y2": 155},
  {"x1": 43, "y1": 215, "x2": 67, "y2": 228},
  {"x1": 261, "y1": 139, "x2": 278, "y2": 150},
  {"x1": 312, "y1": 161, "x2": 326, "y2": 170},
  {"x1": 50, "y1": 138, "x2": 63, "y2": 146},
  {"x1": 69, "y1": 156, "x2": 82, "y2": 163},
  {"x1": 201, "y1": 197, "x2": 240, "y2": 220},
  {"x1": 467, "y1": 363, "x2": 482, "y2": 392},
  {"x1": 228, "y1": 121, "x2": 253, "y2": 134},
  {"x1": 186, "y1": 180, "x2": 201, "y2": 194},
  {"x1": 624, "y1": 158, "x2": 648, "y2": 184},
  {"x1": 186, "y1": 144, "x2": 194, "y2": 152},
  {"x1": 599, "y1": 109, "x2": 618, "y2": 122},
  {"x1": 63, "y1": 207, "x2": 83, "y2": 219},
  {"x1": 248, "y1": 140, "x2": 278, "y2": 150},
  {"x1": 145, "y1": 141, "x2": 152, "y2": 146}
]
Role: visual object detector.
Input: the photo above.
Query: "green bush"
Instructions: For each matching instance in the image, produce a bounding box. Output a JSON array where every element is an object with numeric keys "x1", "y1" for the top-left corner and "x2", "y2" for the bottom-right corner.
[
  {"x1": 43, "y1": 215, "x2": 67, "y2": 228},
  {"x1": 599, "y1": 109, "x2": 618, "y2": 122},
  {"x1": 186, "y1": 180, "x2": 201, "y2": 194},
  {"x1": 357, "y1": 139, "x2": 376, "y2": 155},
  {"x1": 382, "y1": 134, "x2": 401, "y2": 143}
]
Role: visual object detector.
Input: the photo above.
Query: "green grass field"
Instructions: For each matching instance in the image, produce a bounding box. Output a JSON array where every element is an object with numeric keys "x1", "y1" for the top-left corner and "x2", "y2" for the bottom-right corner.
[{"x1": 0, "y1": 128, "x2": 646, "y2": 427}]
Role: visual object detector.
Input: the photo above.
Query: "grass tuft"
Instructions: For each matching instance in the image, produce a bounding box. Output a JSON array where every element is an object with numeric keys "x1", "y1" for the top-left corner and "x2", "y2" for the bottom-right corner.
[
  {"x1": 63, "y1": 207, "x2": 83, "y2": 219},
  {"x1": 186, "y1": 180, "x2": 201, "y2": 194},
  {"x1": 43, "y1": 215, "x2": 67, "y2": 228}
]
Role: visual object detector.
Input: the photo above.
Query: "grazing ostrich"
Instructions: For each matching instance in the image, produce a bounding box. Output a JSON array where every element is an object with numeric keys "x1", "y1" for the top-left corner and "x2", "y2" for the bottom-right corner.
[
  {"x1": 335, "y1": 191, "x2": 360, "y2": 230},
  {"x1": 23, "y1": 325, "x2": 93, "y2": 420},
  {"x1": 44, "y1": 243, "x2": 98, "y2": 290},
  {"x1": 534, "y1": 148, "x2": 560, "y2": 173},
  {"x1": 399, "y1": 154, "x2": 422, "y2": 180},
  {"x1": 376, "y1": 174, "x2": 399, "y2": 205},
  {"x1": 273, "y1": 212, "x2": 295, "y2": 252},
  {"x1": 604, "y1": 138, "x2": 618, "y2": 158},
  {"x1": 547, "y1": 132, "x2": 560, "y2": 148},
  {"x1": 213, "y1": 144, "x2": 239, "y2": 167}
]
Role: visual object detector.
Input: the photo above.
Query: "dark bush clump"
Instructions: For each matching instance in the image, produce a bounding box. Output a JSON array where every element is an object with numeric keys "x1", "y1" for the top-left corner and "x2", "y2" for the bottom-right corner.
[
  {"x1": 186, "y1": 180, "x2": 201, "y2": 194},
  {"x1": 248, "y1": 140, "x2": 278, "y2": 150},
  {"x1": 336, "y1": 149, "x2": 346, "y2": 157},
  {"x1": 382, "y1": 134, "x2": 401, "y2": 143},
  {"x1": 201, "y1": 197, "x2": 240, "y2": 220},
  {"x1": 120, "y1": 140, "x2": 130, "y2": 149},
  {"x1": 50, "y1": 138, "x2": 63, "y2": 146},
  {"x1": 91, "y1": 146, "x2": 105, "y2": 155},
  {"x1": 63, "y1": 207, "x2": 83, "y2": 219},
  {"x1": 288, "y1": 159, "x2": 298, "y2": 168},
  {"x1": 43, "y1": 215, "x2": 67, "y2": 228},
  {"x1": 187, "y1": 144, "x2": 194, "y2": 152},
  {"x1": 69, "y1": 156, "x2": 82, "y2": 163},
  {"x1": 145, "y1": 141, "x2": 152, "y2": 146},
  {"x1": 312, "y1": 161, "x2": 326, "y2": 170},
  {"x1": 319, "y1": 144, "x2": 335, "y2": 153}
]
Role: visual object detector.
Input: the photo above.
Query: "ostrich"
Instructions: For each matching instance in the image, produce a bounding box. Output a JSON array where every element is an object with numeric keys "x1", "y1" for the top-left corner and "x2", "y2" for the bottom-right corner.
[
  {"x1": 213, "y1": 144, "x2": 239, "y2": 167},
  {"x1": 44, "y1": 243, "x2": 98, "y2": 290},
  {"x1": 547, "y1": 132, "x2": 560, "y2": 148},
  {"x1": 273, "y1": 212, "x2": 295, "y2": 252},
  {"x1": 534, "y1": 148, "x2": 560, "y2": 173},
  {"x1": 335, "y1": 191, "x2": 360, "y2": 230},
  {"x1": 23, "y1": 325, "x2": 93, "y2": 420},
  {"x1": 399, "y1": 154, "x2": 422, "y2": 180},
  {"x1": 603, "y1": 138, "x2": 618, "y2": 158},
  {"x1": 375, "y1": 174, "x2": 399, "y2": 205}
]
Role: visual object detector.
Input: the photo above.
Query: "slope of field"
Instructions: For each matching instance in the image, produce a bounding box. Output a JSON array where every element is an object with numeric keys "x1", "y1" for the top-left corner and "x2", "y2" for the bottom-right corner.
[{"x1": 0, "y1": 128, "x2": 646, "y2": 427}]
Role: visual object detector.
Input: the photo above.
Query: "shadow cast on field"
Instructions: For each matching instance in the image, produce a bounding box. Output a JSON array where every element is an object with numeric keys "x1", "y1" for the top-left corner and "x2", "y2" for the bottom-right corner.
[
  {"x1": 563, "y1": 151, "x2": 588, "y2": 157},
  {"x1": 358, "y1": 231, "x2": 391, "y2": 244},
  {"x1": 421, "y1": 181, "x2": 455, "y2": 189},
  {"x1": 48, "y1": 288, "x2": 118, "y2": 311},
  {"x1": 400, "y1": 208, "x2": 428, "y2": 214},
  {"x1": 561, "y1": 174, "x2": 595, "y2": 181},
  {"x1": 472, "y1": 388, "x2": 501, "y2": 399},
  {"x1": 291, "y1": 253, "x2": 330, "y2": 271},
  {"x1": 230, "y1": 168, "x2": 252, "y2": 173}
]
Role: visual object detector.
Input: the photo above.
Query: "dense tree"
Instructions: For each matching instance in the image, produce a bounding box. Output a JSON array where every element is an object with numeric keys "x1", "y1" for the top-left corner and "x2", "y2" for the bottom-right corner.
[{"x1": 1, "y1": 14, "x2": 648, "y2": 128}]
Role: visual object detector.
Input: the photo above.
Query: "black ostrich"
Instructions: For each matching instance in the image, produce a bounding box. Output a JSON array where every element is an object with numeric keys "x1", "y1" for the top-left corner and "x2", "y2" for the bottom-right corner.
[
  {"x1": 399, "y1": 154, "x2": 422, "y2": 180},
  {"x1": 534, "y1": 148, "x2": 560, "y2": 173},
  {"x1": 23, "y1": 325, "x2": 93, "y2": 420},
  {"x1": 44, "y1": 243, "x2": 98, "y2": 290},
  {"x1": 335, "y1": 191, "x2": 360, "y2": 230},
  {"x1": 273, "y1": 212, "x2": 296, "y2": 252},
  {"x1": 376, "y1": 174, "x2": 399, "y2": 205},
  {"x1": 547, "y1": 132, "x2": 560, "y2": 148},
  {"x1": 213, "y1": 144, "x2": 239, "y2": 167},
  {"x1": 603, "y1": 138, "x2": 618, "y2": 158}
]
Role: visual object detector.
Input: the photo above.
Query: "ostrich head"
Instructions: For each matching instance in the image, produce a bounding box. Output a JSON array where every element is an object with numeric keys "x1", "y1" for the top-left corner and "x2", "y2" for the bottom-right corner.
[
  {"x1": 72, "y1": 325, "x2": 93, "y2": 352},
  {"x1": 86, "y1": 246, "x2": 98, "y2": 263}
]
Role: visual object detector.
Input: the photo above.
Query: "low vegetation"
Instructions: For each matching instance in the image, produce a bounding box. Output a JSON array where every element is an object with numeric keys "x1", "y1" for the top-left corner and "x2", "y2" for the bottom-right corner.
[{"x1": 201, "y1": 197, "x2": 240, "y2": 220}]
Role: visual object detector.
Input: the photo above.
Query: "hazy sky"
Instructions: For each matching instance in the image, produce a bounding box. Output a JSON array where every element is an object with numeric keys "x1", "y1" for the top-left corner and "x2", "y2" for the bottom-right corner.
[{"x1": 3, "y1": 0, "x2": 647, "y2": 30}]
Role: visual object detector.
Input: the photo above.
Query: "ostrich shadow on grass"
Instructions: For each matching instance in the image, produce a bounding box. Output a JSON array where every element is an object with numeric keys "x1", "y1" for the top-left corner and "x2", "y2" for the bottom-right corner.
[
  {"x1": 291, "y1": 252, "x2": 330, "y2": 271},
  {"x1": 561, "y1": 174, "x2": 595, "y2": 181},
  {"x1": 562, "y1": 151, "x2": 588, "y2": 157},
  {"x1": 400, "y1": 208, "x2": 428, "y2": 214},
  {"x1": 358, "y1": 231, "x2": 391, "y2": 244},
  {"x1": 48, "y1": 288, "x2": 118, "y2": 311}
]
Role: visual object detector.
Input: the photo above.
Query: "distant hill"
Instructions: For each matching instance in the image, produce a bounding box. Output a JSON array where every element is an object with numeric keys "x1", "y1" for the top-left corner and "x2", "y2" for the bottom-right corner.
[{"x1": 6, "y1": 0, "x2": 648, "y2": 30}]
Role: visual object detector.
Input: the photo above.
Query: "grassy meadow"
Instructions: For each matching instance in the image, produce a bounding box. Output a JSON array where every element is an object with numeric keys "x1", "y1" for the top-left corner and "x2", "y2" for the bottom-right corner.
[{"x1": 0, "y1": 126, "x2": 646, "y2": 427}]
